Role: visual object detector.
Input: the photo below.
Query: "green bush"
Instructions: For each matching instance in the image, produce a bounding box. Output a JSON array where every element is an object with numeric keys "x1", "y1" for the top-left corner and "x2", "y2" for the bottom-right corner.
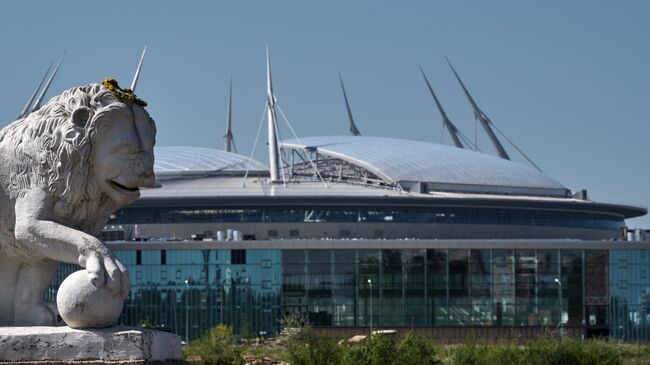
[
  {"x1": 342, "y1": 333, "x2": 441, "y2": 365},
  {"x1": 341, "y1": 334, "x2": 398, "y2": 365},
  {"x1": 483, "y1": 344, "x2": 525, "y2": 365},
  {"x1": 284, "y1": 327, "x2": 342, "y2": 365},
  {"x1": 366, "y1": 334, "x2": 398, "y2": 365},
  {"x1": 343, "y1": 343, "x2": 369, "y2": 365},
  {"x1": 525, "y1": 336, "x2": 622, "y2": 365},
  {"x1": 182, "y1": 324, "x2": 244, "y2": 365},
  {"x1": 576, "y1": 338, "x2": 622, "y2": 365},
  {"x1": 448, "y1": 337, "x2": 622, "y2": 365},
  {"x1": 450, "y1": 343, "x2": 488, "y2": 365},
  {"x1": 395, "y1": 333, "x2": 441, "y2": 365}
]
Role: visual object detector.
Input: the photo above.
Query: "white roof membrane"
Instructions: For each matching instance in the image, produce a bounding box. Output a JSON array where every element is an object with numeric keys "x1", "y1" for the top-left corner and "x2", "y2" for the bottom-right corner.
[
  {"x1": 281, "y1": 136, "x2": 568, "y2": 196},
  {"x1": 154, "y1": 146, "x2": 267, "y2": 174}
]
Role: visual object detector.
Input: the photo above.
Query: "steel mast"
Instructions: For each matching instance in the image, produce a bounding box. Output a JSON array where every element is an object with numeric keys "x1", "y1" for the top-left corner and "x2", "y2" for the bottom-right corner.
[
  {"x1": 446, "y1": 58, "x2": 510, "y2": 160},
  {"x1": 338, "y1": 73, "x2": 361, "y2": 136},
  {"x1": 130, "y1": 44, "x2": 147, "y2": 92},
  {"x1": 18, "y1": 62, "x2": 53, "y2": 119},
  {"x1": 266, "y1": 44, "x2": 281, "y2": 183},
  {"x1": 224, "y1": 78, "x2": 235, "y2": 152},
  {"x1": 31, "y1": 51, "x2": 66, "y2": 113},
  {"x1": 419, "y1": 66, "x2": 464, "y2": 148}
]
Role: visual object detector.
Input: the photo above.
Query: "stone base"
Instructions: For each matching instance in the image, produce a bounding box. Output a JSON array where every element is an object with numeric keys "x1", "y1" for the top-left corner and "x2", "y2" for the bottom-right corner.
[{"x1": 0, "y1": 326, "x2": 182, "y2": 363}]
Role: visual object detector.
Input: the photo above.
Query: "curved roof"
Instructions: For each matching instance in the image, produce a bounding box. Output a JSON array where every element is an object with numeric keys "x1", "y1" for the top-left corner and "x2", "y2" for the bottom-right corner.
[
  {"x1": 281, "y1": 136, "x2": 568, "y2": 196},
  {"x1": 154, "y1": 146, "x2": 267, "y2": 174}
]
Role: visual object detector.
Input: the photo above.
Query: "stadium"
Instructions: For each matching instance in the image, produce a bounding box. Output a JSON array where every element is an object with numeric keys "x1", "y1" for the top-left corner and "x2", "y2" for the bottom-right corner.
[{"x1": 50, "y1": 55, "x2": 650, "y2": 342}]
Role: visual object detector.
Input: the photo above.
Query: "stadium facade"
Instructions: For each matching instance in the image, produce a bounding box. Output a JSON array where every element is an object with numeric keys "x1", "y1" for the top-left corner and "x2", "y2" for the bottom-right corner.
[
  {"x1": 44, "y1": 54, "x2": 650, "y2": 342},
  {"x1": 48, "y1": 140, "x2": 650, "y2": 342}
]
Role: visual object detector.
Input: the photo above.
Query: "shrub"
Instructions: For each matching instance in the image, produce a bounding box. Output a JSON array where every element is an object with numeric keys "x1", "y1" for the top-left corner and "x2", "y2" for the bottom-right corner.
[
  {"x1": 278, "y1": 312, "x2": 309, "y2": 344},
  {"x1": 366, "y1": 334, "x2": 398, "y2": 365},
  {"x1": 579, "y1": 339, "x2": 622, "y2": 365},
  {"x1": 284, "y1": 327, "x2": 342, "y2": 365},
  {"x1": 450, "y1": 343, "x2": 488, "y2": 365},
  {"x1": 395, "y1": 333, "x2": 441, "y2": 365},
  {"x1": 525, "y1": 336, "x2": 622, "y2": 365},
  {"x1": 450, "y1": 342, "x2": 527, "y2": 365},
  {"x1": 482, "y1": 344, "x2": 525, "y2": 365},
  {"x1": 343, "y1": 343, "x2": 370, "y2": 365},
  {"x1": 183, "y1": 324, "x2": 244, "y2": 365},
  {"x1": 341, "y1": 334, "x2": 398, "y2": 365}
]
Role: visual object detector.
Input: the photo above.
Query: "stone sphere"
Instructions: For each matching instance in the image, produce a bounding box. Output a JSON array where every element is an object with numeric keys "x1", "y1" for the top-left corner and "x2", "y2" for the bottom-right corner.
[{"x1": 56, "y1": 270, "x2": 124, "y2": 329}]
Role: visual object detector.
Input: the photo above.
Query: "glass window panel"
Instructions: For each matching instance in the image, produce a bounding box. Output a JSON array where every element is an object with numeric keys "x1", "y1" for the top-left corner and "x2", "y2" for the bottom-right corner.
[
  {"x1": 492, "y1": 249, "x2": 514, "y2": 326},
  {"x1": 561, "y1": 250, "x2": 584, "y2": 325},
  {"x1": 427, "y1": 249, "x2": 448, "y2": 325},
  {"x1": 470, "y1": 250, "x2": 491, "y2": 325},
  {"x1": 282, "y1": 250, "x2": 305, "y2": 264},
  {"x1": 404, "y1": 249, "x2": 425, "y2": 326},
  {"x1": 358, "y1": 250, "x2": 379, "y2": 327},
  {"x1": 307, "y1": 250, "x2": 331, "y2": 264},
  {"x1": 448, "y1": 249, "x2": 469, "y2": 325}
]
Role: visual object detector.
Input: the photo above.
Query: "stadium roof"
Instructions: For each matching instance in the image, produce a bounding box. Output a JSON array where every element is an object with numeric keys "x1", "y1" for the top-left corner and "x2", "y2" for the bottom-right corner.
[
  {"x1": 281, "y1": 136, "x2": 569, "y2": 196},
  {"x1": 154, "y1": 146, "x2": 267, "y2": 175}
]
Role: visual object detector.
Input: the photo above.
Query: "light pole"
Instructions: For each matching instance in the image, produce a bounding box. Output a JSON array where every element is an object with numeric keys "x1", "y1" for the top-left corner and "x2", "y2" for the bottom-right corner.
[
  {"x1": 184, "y1": 279, "x2": 190, "y2": 342},
  {"x1": 367, "y1": 279, "x2": 373, "y2": 336},
  {"x1": 554, "y1": 277, "x2": 563, "y2": 338}
]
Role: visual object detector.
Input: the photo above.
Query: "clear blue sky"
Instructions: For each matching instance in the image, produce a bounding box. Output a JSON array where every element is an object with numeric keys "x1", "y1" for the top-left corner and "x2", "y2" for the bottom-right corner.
[{"x1": 1, "y1": 1, "x2": 649, "y2": 227}]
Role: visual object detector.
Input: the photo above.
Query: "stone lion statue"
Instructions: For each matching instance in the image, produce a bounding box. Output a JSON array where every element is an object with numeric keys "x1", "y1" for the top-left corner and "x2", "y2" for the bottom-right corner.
[{"x1": 0, "y1": 82, "x2": 156, "y2": 325}]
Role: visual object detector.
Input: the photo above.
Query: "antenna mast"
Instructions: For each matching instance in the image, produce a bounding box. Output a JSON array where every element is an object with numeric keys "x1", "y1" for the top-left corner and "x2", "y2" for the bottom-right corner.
[
  {"x1": 446, "y1": 57, "x2": 510, "y2": 160},
  {"x1": 131, "y1": 44, "x2": 147, "y2": 92},
  {"x1": 266, "y1": 44, "x2": 281, "y2": 182},
  {"x1": 224, "y1": 78, "x2": 235, "y2": 152},
  {"x1": 419, "y1": 66, "x2": 464, "y2": 148},
  {"x1": 338, "y1": 73, "x2": 361, "y2": 136}
]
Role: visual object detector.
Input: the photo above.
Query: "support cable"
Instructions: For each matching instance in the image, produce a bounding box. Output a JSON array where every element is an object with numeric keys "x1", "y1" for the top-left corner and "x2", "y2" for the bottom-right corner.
[
  {"x1": 242, "y1": 105, "x2": 268, "y2": 185},
  {"x1": 276, "y1": 103, "x2": 328, "y2": 188},
  {"x1": 458, "y1": 130, "x2": 480, "y2": 152},
  {"x1": 474, "y1": 118, "x2": 478, "y2": 151},
  {"x1": 491, "y1": 122, "x2": 543, "y2": 172}
]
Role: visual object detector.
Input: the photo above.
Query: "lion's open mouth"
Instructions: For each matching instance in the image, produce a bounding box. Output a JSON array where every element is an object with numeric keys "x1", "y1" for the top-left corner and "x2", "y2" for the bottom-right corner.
[{"x1": 108, "y1": 180, "x2": 140, "y2": 193}]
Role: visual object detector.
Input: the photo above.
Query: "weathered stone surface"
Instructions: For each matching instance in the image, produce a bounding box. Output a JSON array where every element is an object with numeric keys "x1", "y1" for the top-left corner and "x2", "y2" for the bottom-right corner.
[
  {"x1": 0, "y1": 83, "x2": 156, "y2": 327},
  {"x1": 57, "y1": 270, "x2": 124, "y2": 329},
  {"x1": 0, "y1": 326, "x2": 181, "y2": 362}
]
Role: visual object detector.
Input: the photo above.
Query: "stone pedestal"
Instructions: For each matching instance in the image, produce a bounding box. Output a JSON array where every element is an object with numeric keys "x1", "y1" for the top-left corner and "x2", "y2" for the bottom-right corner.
[{"x1": 0, "y1": 326, "x2": 182, "y2": 363}]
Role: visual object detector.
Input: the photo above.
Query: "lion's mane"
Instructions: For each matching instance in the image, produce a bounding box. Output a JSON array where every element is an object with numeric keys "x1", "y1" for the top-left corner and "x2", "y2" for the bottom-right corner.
[{"x1": 0, "y1": 83, "x2": 133, "y2": 228}]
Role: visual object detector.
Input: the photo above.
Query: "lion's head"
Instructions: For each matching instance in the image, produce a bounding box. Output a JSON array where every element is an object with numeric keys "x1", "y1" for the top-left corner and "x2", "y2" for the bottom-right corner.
[{"x1": 0, "y1": 83, "x2": 156, "y2": 225}]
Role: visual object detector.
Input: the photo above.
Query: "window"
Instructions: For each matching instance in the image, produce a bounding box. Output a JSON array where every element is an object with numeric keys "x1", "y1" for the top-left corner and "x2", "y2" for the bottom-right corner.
[
  {"x1": 161, "y1": 250, "x2": 167, "y2": 265},
  {"x1": 268, "y1": 230, "x2": 278, "y2": 237},
  {"x1": 289, "y1": 230, "x2": 300, "y2": 237},
  {"x1": 136, "y1": 250, "x2": 142, "y2": 265},
  {"x1": 231, "y1": 250, "x2": 246, "y2": 265}
]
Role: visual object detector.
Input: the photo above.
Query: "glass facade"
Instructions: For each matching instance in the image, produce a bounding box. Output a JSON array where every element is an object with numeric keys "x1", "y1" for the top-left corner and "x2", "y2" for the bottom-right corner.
[
  {"x1": 610, "y1": 250, "x2": 650, "y2": 341},
  {"x1": 109, "y1": 205, "x2": 624, "y2": 230},
  {"x1": 48, "y1": 247, "x2": 650, "y2": 341}
]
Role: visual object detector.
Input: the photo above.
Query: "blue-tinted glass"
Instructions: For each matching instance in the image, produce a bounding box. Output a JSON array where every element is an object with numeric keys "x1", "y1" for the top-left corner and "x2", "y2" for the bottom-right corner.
[
  {"x1": 492, "y1": 249, "x2": 514, "y2": 325},
  {"x1": 610, "y1": 250, "x2": 650, "y2": 341}
]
